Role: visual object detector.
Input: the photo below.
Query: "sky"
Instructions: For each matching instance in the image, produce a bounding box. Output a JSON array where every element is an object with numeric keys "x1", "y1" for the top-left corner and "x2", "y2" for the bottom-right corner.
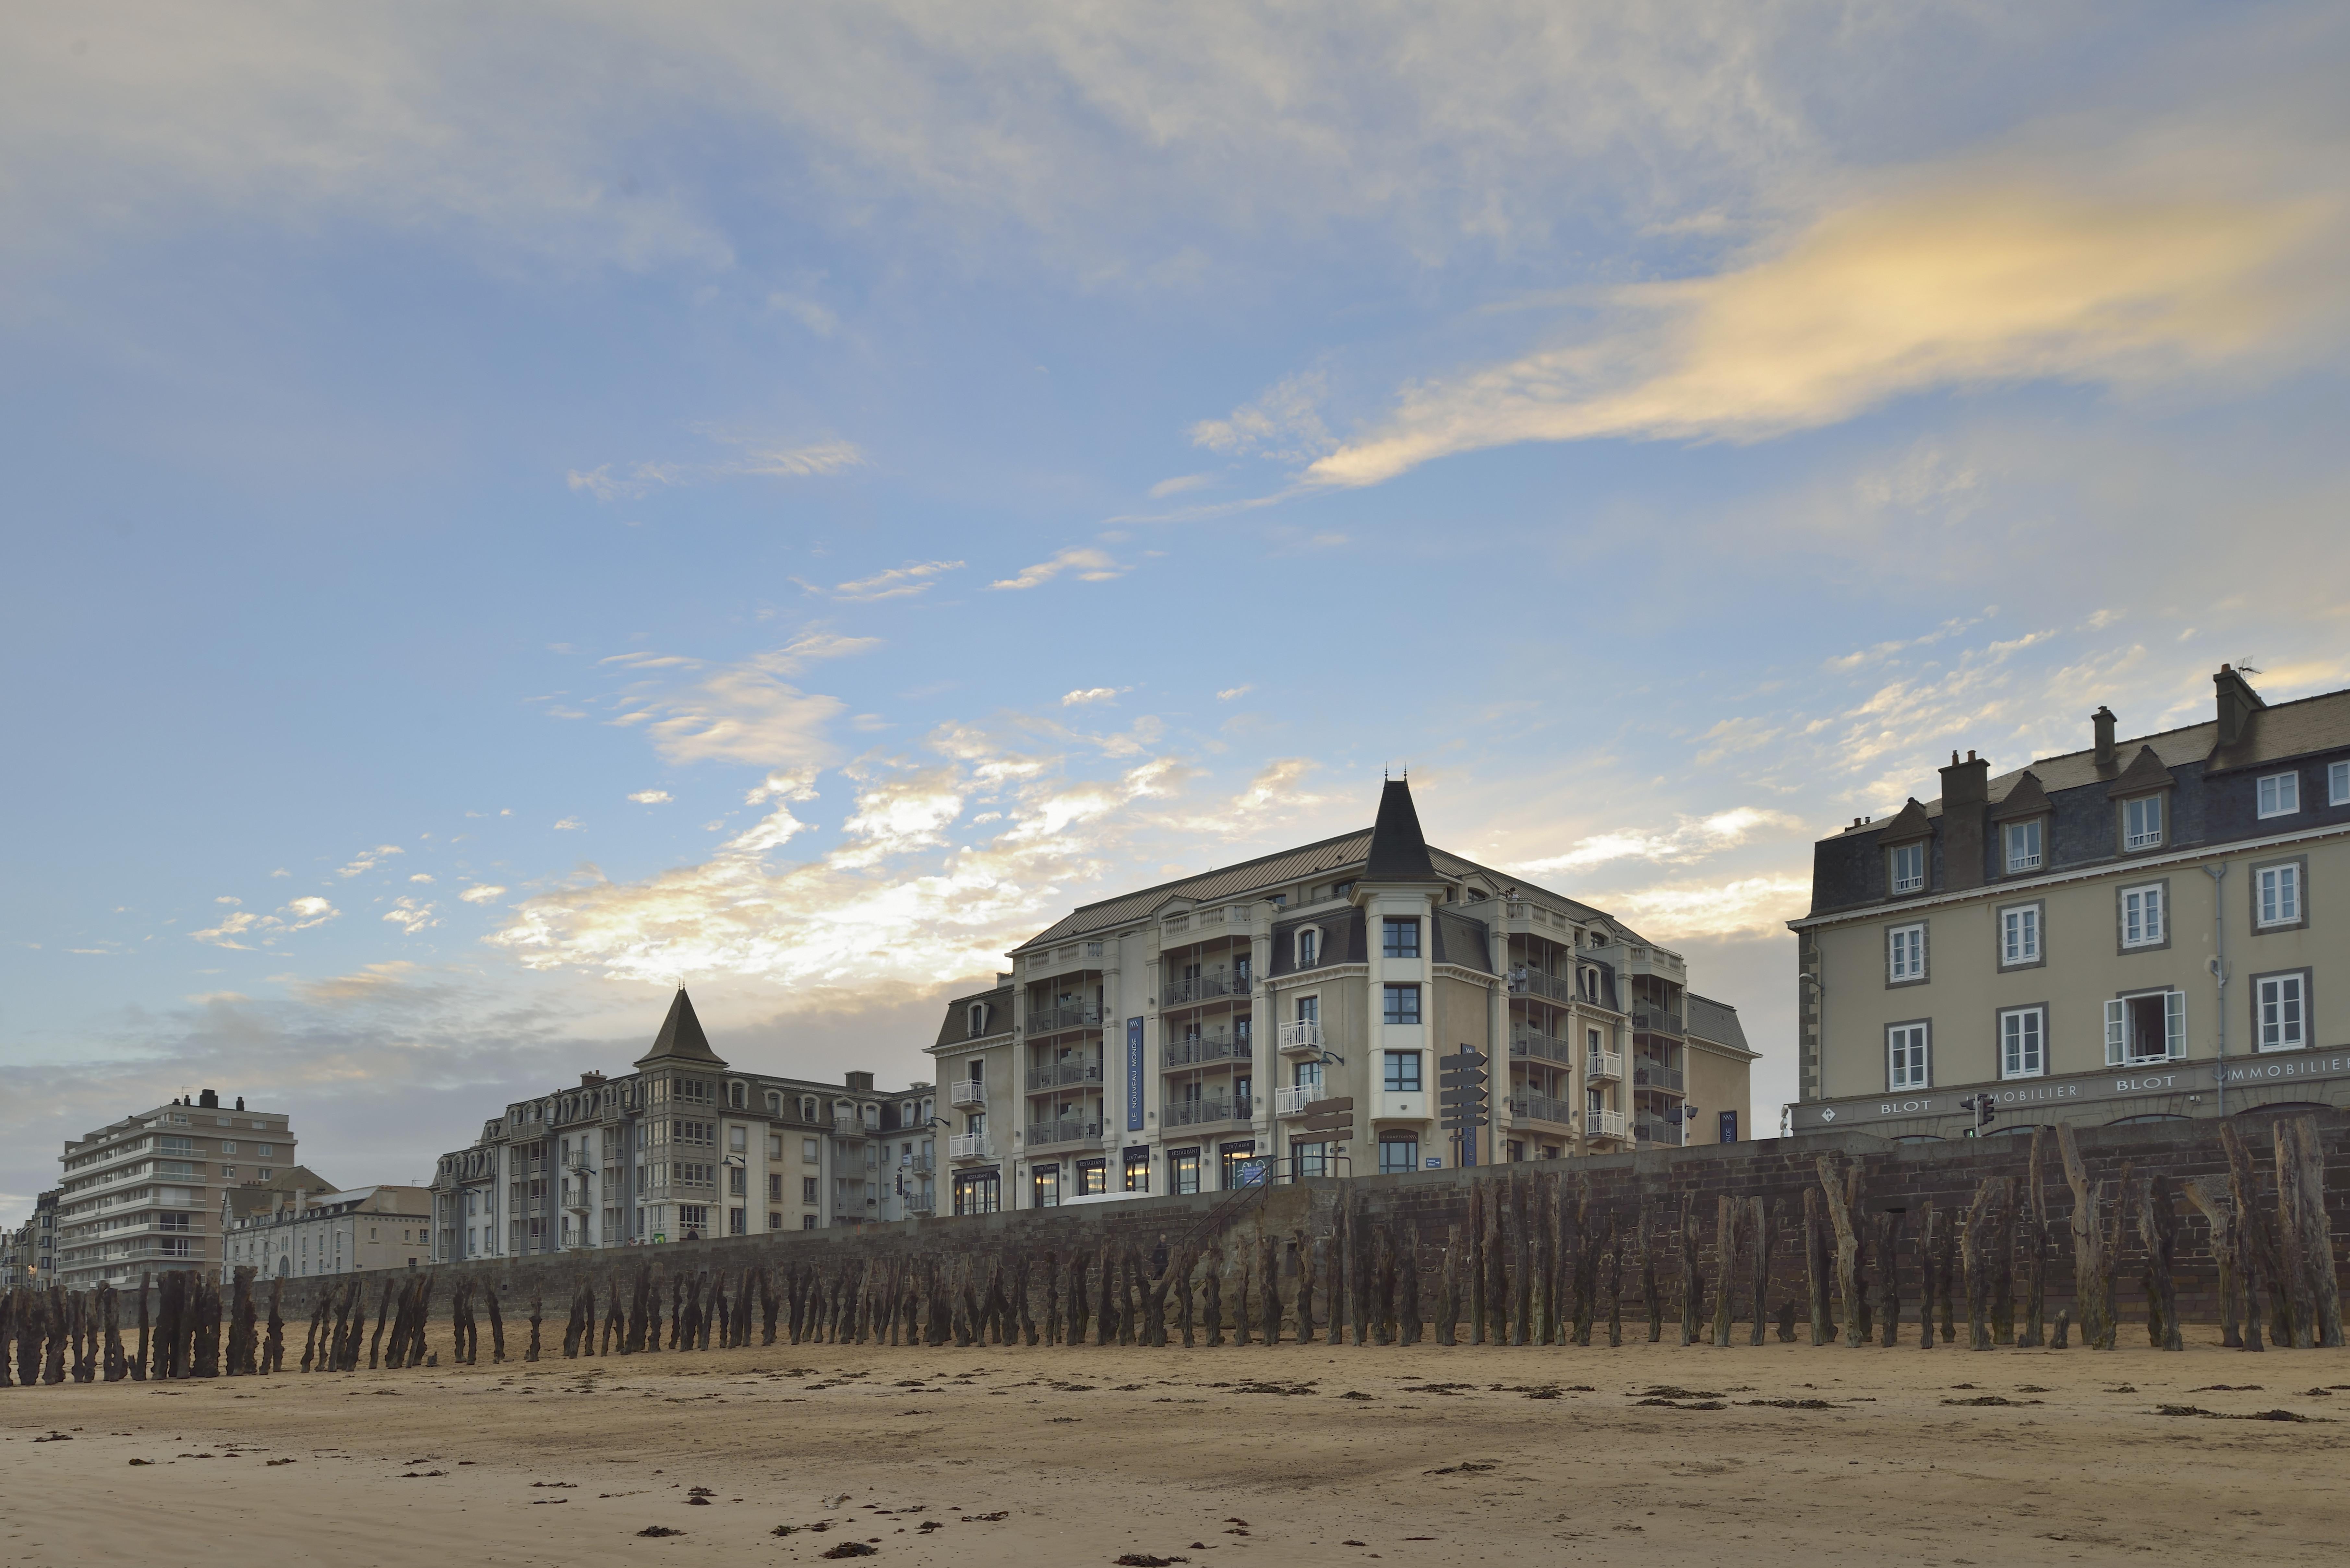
[{"x1": 4, "y1": 2, "x2": 2347, "y2": 1220}]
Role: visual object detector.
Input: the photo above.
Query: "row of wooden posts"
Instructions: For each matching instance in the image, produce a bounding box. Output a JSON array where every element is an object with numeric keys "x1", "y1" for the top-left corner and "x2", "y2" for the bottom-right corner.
[{"x1": 4, "y1": 1118, "x2": 2342, "y2": 1384}]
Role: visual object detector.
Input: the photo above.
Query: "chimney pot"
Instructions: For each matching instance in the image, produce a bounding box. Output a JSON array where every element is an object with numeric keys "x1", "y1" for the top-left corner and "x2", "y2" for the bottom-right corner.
[{"x1": 2092, "y1": 706, "x2": 2118, "y2": 767}]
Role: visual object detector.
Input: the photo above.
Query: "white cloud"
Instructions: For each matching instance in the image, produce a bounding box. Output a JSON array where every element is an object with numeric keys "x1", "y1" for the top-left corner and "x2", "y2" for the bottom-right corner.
[
  {"x1": 334, "y1": 844, "x2": 404, "y2": 878},
  {"x1": 627, "y1": 790, "x2": 674, "y2": 805},
  {"x1": 569, "y1": 436, "x2": 865, "y2": 501},
  {"x1": 603, "y1": 633, "x2": 876, "y2": 768},
  {"x1": 214, "y1": 895, "x2": 241, "y2": 906},
  {"x1": 1061, "y1": 688, "x2": 1123, "y2": 707},
  {"x1": 409, "y1": 872, "x2": 436, "y2": 883},
  {"x1": 458, "y1": 885, "x2": 507, "y2": 905},
  {"x1": 553, "y1": 817, "x2": 584, "y2": 831},
  {"x1": 382, "y1": 897, "x2": 439, "y2": 934},
  {"x1": 1216, "y1": 685, "x2": 1253, "y2": 701},
  {"x1": 1149, "y1": 473, "x2": 1213, "y2": 499},
  {"x1": 990, "y1": 546, "x2": 1125, "y2": 591},
  {"x1": 1515, "y1": 807, "x2": 1804, "y2": 877},
  {"x1": 1305, "y1": 180, "x2": 2337, "y2": 488},
  {"x1": 193, "y1": 895, "x2": 341, "y2": 949},
  {"x1": 828, "y1": 560, "x2": 965, "y2": 602},
  {"x1": 1191, "y1": 370, "x2": 1333, "y2": 463}
]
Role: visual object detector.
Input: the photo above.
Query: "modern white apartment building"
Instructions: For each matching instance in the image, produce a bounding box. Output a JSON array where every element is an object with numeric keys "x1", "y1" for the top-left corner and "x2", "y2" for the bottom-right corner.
[
  {"x1": 55, "y1": 1091, "x2": 298, "y2": 1288},
  {"x1": 929, "y1": 778, "x2": 1755, "y2": 1214},
  {"x1": 1791, "y1": 666, "x2": 2350, "y2": 1138},
  {"x1": 426, "y1": 990, "x2": 934, "y2": 1262}
]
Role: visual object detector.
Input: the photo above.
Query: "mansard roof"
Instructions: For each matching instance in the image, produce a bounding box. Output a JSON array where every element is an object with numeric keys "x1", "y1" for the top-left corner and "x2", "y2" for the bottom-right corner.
[{"x1": 634, "y1": 987, "x2": 727, "y2": 1070}]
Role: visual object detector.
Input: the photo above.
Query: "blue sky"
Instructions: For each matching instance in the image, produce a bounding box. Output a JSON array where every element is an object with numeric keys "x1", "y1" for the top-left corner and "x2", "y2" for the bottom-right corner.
[{"x1": 4, "y1": 3, "x2": 2347, "y2": 1216}]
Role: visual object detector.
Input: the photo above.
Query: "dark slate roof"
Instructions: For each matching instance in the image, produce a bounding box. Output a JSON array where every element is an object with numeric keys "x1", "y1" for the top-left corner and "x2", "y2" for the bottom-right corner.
[
  {"x1": 929, "y1": 983, "x2": 1014, "y2": 1051},
  {"x1": 1685, "y1": 994, "x2": 1752, "y2": 1055},
  {"x1": 1364, "y1": 778, "x2": 1443, "y2": 882},
  {"x1": 1988, "y1": 769, "x2": 2050, "y2": 822},
  {"x1": 634, "y1": 988, "x2": 728, "y2": 1070},
  {"x1": 1431, "y1": 908, "x2": 1495, "y2": 974},
  {"x1": 2206, "y1": 684, "x2": 2350, "y2": 773},
  {"x1": 2104, "y1": 744, "x2": 2174, "y2": 799},
  {"x1": 1269, "y1": 909, "x2": 1367, "y2": 977}
]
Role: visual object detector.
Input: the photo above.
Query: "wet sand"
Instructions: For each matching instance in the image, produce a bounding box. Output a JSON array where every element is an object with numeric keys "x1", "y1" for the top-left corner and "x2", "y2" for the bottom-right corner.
[{"x1": 3, "y1": 1334, "x2": 2345, "y2": 1567}]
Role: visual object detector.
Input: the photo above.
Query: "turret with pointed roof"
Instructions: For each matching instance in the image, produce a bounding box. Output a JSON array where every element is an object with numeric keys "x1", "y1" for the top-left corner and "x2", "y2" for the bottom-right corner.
[
  {"x1": 634, "y1": 987, "x2": 728, "y2": 1070},
  {"x1": 1363, "y1": 776, "x2": 1443, "y2": 882}
]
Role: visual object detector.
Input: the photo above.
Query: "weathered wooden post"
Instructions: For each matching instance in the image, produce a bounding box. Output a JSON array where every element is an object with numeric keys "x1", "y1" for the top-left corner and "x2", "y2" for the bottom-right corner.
[
  {"x1": 2219, "y1": 1121, "x2": 2275, "y2": 1350},
  {"x1": 2139, "y1": 1171, "x2": 2183, "y2": 1351},
  {"x1": 100, "y1": 1284, "x2": 126, "y2": 1382},
  {"x1": 1803, "y1": 1186, "x2": 1830, "y2": 1346},
  {"x1": 1606, "y1": 1215, "x2": 1626, "y2": 1348},
  {"x1": 1678, "y1": 1193, "x2": 1701, "y2": 1348},
  {"x1": 1260, "y1": 1233, "x2": 1283, "y2": 1347},
  {"x1": 1435, "y1": 1222, "x2": 1460, "y2": 1347},
  {"x1": 1399, "y1": 1224, "x2": 1423, "y2": 1347},
  {"x1": 1485, "y1": 1180, "x2": 1509, "y2": 1348},
  {"x1": 1962, "y1": 1179, "x2": 1994, "y2": 1351},
  {"x1": 262, "y1": 1277, "x2": 282, "y2": 1373},
  {"x1": 1509, "y1": 1179, "x2": 1531, "y2": 1347},
  {"x1": 2056, "y1": 1123, "x2": 2111, "y2": 1352},
  {"x1": 1937, "y1": 1225, "x2": 1956, "y2": 1344},
  {"x1": 1571, "y1": 1178, "x2": 1599, "y2": 1348},
  {"x1": 1749, "y1": 1199, "x2": 1772, "y2": 1348},
  {"x1": 1816, "y1": 1154, "x2": 1863, "y2": 1347},
  {"x1": 1292, "y1": 1230, "x2": 1316, "y2": 1346},
  {"x1": 2185, "y1": 1176, "x2": 2242, "y2": 1348},
  {"x1": 1466, "y1": 1184, "x2": 1486, "y2": 1347},
  {"x1": 1533, "y1": 1180, "x2": 1558, "y2": 1347},
  {"x1": 1916, "y1": 1201, "x2": 1937, "y2": 1350},
  {"x1": 1174, "y1": 1248, "x2": 1197, "y2": 1348},
  {"x1": 525, "y1": 1293, "x2": 543, "y2": 1362},
  {"x1": 1711, "y1": 1196, "x2": 1737, "y2": 1348},
  {"x1": 2284, "y1": 1115, "x2": 2343, "y2": 1347},
  {"x1": 1990, "y1": 1176, "x2": 2018, "y2": 1346},
  {"x1": 1231, "y1": 1247, "x2": 1254, "y2": 1348},
  {"x1": 1876, "y1": 1207, "x2": 1901, "y2": 1349},
  {"x1": 1200, "y1": 1245, "x2": 1222, "y2": 1347},
  {"x1": 1640, "y1": 1200, "x2": 1663, "y2": 1343},
  {"x1": 2018, "y1": 1129, "x2": 2049, "y2": 1348}
]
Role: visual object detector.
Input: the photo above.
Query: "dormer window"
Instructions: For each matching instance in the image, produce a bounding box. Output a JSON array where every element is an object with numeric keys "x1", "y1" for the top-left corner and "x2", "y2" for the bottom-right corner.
[
  {"x1": 727, "y1": 1081, "x2": 746, "y2": 1109},
  {"x1": 2257, "y1": 772, "x2": 2300, "y2": 819},
  {"x1": 967, "y1": 1002, "x2": 990, "y2": 1038},
  {"x1": 1888, "y1": 841, "x2": 1925, "y2": 895},
  {"x1": 1296, "y1": 928, "x2": 1320, "y2": 968},
  {"x1": 799, "y1": 1097, "x2": 818, "y2": 1122},
  {"x1": 2123, "y1": 795, "x2": 2164, "y2": 851},
  {"x1": 2002, "y1": 819, "x2": 2043, "y2": 874}
]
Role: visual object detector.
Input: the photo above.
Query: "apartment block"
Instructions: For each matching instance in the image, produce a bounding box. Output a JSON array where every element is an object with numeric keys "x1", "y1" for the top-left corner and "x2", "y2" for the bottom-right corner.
[
  {"x1": 0, "y1": 1190, "x2": 58, "y2": 1289},
  {"x1": 930, "y1": 778, "x2": 1755, "y2": 1213},
  {"x1": 426, "y1": 989, "x2": 935, "y2": 1262},
  {"x1": 1790, "y1": 666, "x2": 2350, "y2": 1139},
  {"x1": 55, "y1": 1091, "x2": 298, "y2": 1288}
]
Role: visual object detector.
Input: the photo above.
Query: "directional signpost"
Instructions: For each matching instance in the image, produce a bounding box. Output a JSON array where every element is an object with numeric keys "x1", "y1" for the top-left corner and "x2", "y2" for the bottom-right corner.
[
  {"x1": 1299, "y1": 1095, "x2": 1355, "y2": 1137},
  {"x1": 1438, "y1": 1046, "x2": 1487, "y2": 1168}
]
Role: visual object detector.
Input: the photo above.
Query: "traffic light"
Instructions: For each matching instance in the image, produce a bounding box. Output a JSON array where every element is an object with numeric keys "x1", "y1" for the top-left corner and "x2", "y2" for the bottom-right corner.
[{"x1": 1958, "y1": 1095, "x2": 1997, "y2": 1136}]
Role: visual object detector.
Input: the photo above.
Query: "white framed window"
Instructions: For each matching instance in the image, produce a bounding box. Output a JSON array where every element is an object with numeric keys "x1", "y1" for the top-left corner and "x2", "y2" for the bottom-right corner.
[
  {"x1": 1999, "y1": 1006, "x2": 2046, "y2": 1079},
  {"x1": 2105, "y1": 990, "x2": 2184, "y2": 1065},
  {"x1": 2257, "y1": 772, "x2": 2300, "y2": 819},
  {"x1": 2002, "y1": 819, "x2": 2044, "y2": 874},
  {"x1": 2123, "y1": 794, "x2": 2164, "y2": 851},
  {"x1": 2331, "y1": 759, "x2": 2349, "y2": 806},
  {"x1": 2255, "y1": 972, "x2": 2308, "y2": 1052},
  {"x1": 2121, "y1": 883, "x2": 2165, "y2": 949},
  {"x1": 1888, "y1": 841, "x2": 1925, "y2": 895},
  {"x1": 1295, "y1": 927, "x2": 1321, "y2": 968},
  {"x1": 2257, "y1": 863, "x2": 2302, "y2": 928},
  {"x1": 1887, "y1": 923, "x2": 1926, "y2": 983},
  {"x1": 2000, "y1": 904, "x2": 2041, "y2": 967},
  {"x1": 1887, "y1": 1023, "x2": 1930, "y2": 1090}
]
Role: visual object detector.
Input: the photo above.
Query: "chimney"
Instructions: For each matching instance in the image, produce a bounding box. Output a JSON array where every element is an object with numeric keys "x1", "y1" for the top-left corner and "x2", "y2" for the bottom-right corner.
[
  {"x1": 2092, "y1": 707, "x2": 2117, "y2": 768},
  {"x1": 234, "y1": 1096, "x2": 245, "y2": 1111},
  {"x1": 1938, "y1": 748, "x2": 1992, "y2": 892},
  {"x1": 198, "y1": 1088, "x2": 220, "y2": 1109},
  {"x1": 2214, "y1": 664, "x2": 2266, "y2": 748},
  {"x1": 845, "y1": 1070, "x2": 875, "y2": 1093}
]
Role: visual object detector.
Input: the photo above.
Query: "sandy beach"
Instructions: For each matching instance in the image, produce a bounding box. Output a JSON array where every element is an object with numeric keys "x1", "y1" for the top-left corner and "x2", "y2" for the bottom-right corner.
[{"x1": 3, "y1": 1333, "x2": 2345, "y2": 1568}]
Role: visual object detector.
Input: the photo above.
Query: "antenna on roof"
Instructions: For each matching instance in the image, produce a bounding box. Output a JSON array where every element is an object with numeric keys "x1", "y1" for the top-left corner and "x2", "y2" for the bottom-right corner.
[{"x1": 2236, "y1": 660, "x2": 2262, "y2": 676}]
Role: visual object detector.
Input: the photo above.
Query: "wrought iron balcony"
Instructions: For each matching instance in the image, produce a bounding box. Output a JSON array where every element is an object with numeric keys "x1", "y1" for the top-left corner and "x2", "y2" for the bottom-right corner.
[
  {"x1": 1508, "y1": 969, "x2": 1577, "y2": 1004},
  {"x1": 1509, "y1": 1026, "x2": 1573, "y2": 1065},
  {"x1": 1633, "y1": 1002, "x2": 1685, "y2": 1037},
  {"x1": 900, "y1": 1189, "x2": 936, "y2": 1215},
  {"x1": 1633, "y1": 1059, "x2": 1685, "y2": 1091},
  {"x1": 1162, "y1": 972, "x2": 1250, "y2": 1006},
  {"x1": 1584, "y1": 1109, "x2": 1627, "y2": 1140},
  {"x1": 1635, "y1": 1117, "x2": 1685, "y2": 1147},
  {"x1": 1024, "y1": 1004, "x2": 1103, "y2": 1037},
  {"x1": 1586, "y1": 1050, "x2": 1624, "y2": 1082},
  {"x1": 1162, "y1": 1033, "x2": 1251, "y2": 1070},
  {"x1": 1025, "y1": 1118, "x2": 1104, "y2": 1149},
  {"x1": 1164, "y1": 1096, "x2": 1251, "y2": 1128},
  {"x1": 1507, "y1": 1092, "x2": 1577, "y2": 1127},
  {"x1": 1025, "y1": 1059, "x2": 1104, "y2": 1092}
]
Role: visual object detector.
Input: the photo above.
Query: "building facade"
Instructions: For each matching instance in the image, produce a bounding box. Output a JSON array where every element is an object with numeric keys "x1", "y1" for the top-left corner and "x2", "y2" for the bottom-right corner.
[
  {"x1": 55, "y1": 1092, "x2": 297, "y2": 1289},
  {"x1": 221, "y1": 1181, "x2": 432, "y2": 1281},
  {"x1": 929, "y1": 778, "x2": 1755, "y2": 1214},
  {"x1": 0, "y1": 1190, "x2": 59, "y2": 1289},
  {"x1": 1790, "y1": 666, "x2": 2350, "y2": 1140},
  {"x1": 426, "y1": 990, "x2": 934, "y2": 1263}
]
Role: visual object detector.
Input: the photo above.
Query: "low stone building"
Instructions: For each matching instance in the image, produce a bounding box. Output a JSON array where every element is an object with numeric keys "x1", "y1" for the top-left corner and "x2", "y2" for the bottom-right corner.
[{"x1": 217, "y1": 1168, "x2": 436, "y2": 1280}]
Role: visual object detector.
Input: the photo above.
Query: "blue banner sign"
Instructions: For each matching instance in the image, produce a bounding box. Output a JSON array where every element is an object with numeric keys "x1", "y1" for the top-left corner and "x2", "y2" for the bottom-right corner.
[{"x1": 1126, "y1": 1017, "x2": 1145, "y2": 1131}]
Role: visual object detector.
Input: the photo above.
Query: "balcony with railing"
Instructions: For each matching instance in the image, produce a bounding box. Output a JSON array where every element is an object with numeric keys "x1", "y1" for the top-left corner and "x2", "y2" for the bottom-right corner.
[
  {"x1": 949, "y1": 1080, "x2": 987, "y2": 1108},
  {"x1": 1510, "y1": 1026, "x2": 1573, "y2": 1065},
  {"x1": 1164, "y1": 1095, "x2": 1251, "y2": 1128},
  {"x1": 1508, "y1": 969, "x2": 1577, "y2": 1004},
  {"x1": 1276, "y1": 1020, "x2": 1325, "y2": 1054},
  {"x1": 1025, "y1": 1059, "x2": 1104, "y2": 1093},
  {"x1": 947, "y1": 1133, "x2": 995, "y2": 1161},
  {"x1": 1585, "y1": 1109, "x2": 1627, "y2": 1140},
  {"x1": 1634, "y1": 1117, "x2": 1685, "y2": 1147},
  {"x1": 1633, "y1": 1057, "x2": 1685, "y2": 1091},
  {"x1": 1507, "y1": 1092, "x2": 1577, "y2": 1128},
  {"x1": 1272, "y1": 1084, "x2": 1319, "y2": 1117},
  {"x1": 898, "y1": 1150, "x2": 936, "y2": 1174},
  {"x1": 1160, "y1": 904, "x2": 1253, "y2": 941},
  {"x1": 1586, "y1": 1050, "x2": 1624, "y2": 1082},
  {"x1": 1162, "y1": 971, "x2": 1250, "y2": 1006},
  {"x1": 1024, "y1": 1003, "x2": 1103, "y2": 1038},
  {"x1": 1162, "y1": 1032, "x2": 1251, "y2": 1070},
  {"x1": 1025, "y1": 1117, "x2": 1104, "y2": 1149},
  {"x1": 1633, "y1": 1001, "x2": 1685, "y2": 1037},
  {"x1": 900, "y1": 1189, "x2": 936, "y2": 1215}
]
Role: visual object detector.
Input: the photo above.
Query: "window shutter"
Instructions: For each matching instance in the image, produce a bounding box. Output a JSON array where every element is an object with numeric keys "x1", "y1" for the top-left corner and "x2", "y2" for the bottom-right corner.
[
  {"x1": 2165, "y1": 991, "x2": 2186, "y2": 1059},
  {"x1": 2104, "y1": 1000, "x2": 2125, "y2": 1067}
]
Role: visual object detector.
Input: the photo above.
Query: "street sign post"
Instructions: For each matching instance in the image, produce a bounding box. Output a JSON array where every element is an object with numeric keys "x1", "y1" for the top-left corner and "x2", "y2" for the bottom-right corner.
[{"x1": 1437, "y1": 1046, "x2": 1486, "y2": 1167}]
